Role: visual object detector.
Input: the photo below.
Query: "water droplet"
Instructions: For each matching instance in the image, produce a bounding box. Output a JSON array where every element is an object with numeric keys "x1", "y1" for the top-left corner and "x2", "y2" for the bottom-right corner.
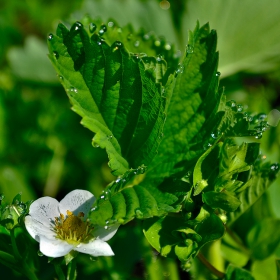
[
  {"x1": 154, "y1": 40, "x2": 161, "y2": 47},
  {"x1": 160, "y1": 0, "x2": 170, "y2": 10},
  {"x1": 270, "y1": 163, "x2": 279, "y2": 172},
  {"x1": 254, "y1": 132, "x2": 262, "y2": 139},
  {"x1": 143, "y1": 34, "x2": 150, "y2": 40},
  {"x1": 48, "y1": 33, "x2": 54, "y2": 41},
  {"x1": 99, "y1": 24, "x2": 107, "y2": 35},
  {"x1": 58, "y1": 75, "x2": 63, "y2": 80},
  {"x1": 227, "y1": 99, "x2": 236, "y2": 109},
  {"x1": 92, "y1": 142, "x2": 99, "y2": 148},
  {"x1": 117, "y1": 27, "x2": 122, "y2": 33},
  {"x1": 53, "y1": 51, "x2": 59, "y2": 59},
  {"x1": 203, "y1": 143, "x2": 212, "y2": 150},
  {"x1": 105, "y1": 220, "x2": 109, "y2": 224},
  {"x1": 104, "y1": 226, "x2": 108, "y2": 230},
  {"x1": 107, "y1": 135, "x2": 113, "y2": 141},
  {"x1": 91, "y1": 206, "x2": 98, "y2": 212},
  {"x1": 89, "y1": 23, "x2": 97, "y2": 33},
  {"x1": 100, "y1": 195, "x2": 105, "y2": 199},
  {"x1": 175, "y1": 64, "x2": 184, "y2": 75},
  {"x1": 72, "y1": 21, "x2": 83, "y2": 32},
  {"x1": 216, "y1": 72, "x2": 221, "y2": 77},
  {"x1": 237, "y1": 104, "x2": 243, "y2": 112},
  {"x1": 186, "y1": 44, "x2": 194, "y2": 53},
  {"x1": 211, "y1": 132, "x2": 218, "y2": 139},
  {"x1": 108, "y1": 21, "x2": 114, "y2": 28},
  {"x1": 115, "y1": 178, "x2": 121, "y2": 183},
  {"x1": 136, "y1": 166, "x2": 146, "y2": 174},
  {"x1": 37, "y1": 250, "x2": 44, "y2": 257},
  {"x1": 267, "y1": 109, "x2": 280, "y2": 127},
  {"x1": 133, "y1": 55, "x2": 140, "y2": 62},
  {"x1": 134, "y1": 40, "x2": 140, "y2": 47},
  {"x1": 164, "y1": 43, "x2": 171, "y2": 50}
]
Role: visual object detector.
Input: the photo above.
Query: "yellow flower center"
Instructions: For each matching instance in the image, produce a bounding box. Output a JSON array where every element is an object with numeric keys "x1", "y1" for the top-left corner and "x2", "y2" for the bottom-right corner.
[{"x1": 53, "y1": 210, "x2": 94, "y2": 245}]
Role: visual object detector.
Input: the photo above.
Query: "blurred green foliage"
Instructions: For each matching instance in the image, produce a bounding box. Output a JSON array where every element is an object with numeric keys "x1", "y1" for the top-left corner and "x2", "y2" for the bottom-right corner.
[{"x1": 1, "y1": 0, "x2": 280, "y2": 279}]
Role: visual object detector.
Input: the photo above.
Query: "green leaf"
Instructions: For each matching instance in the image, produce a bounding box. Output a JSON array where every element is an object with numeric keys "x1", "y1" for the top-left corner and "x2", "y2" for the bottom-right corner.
[
  {"x1": 146, "y1": 22, "x2": 222, "y2": 179},
  {"x1": 89, "y1": 167, "x2": 183, "y2": 226},
  {"x1": 246, "y1": 218, "x2": 280, "y2": 260},
  {"x1": 202, "y1": 191, "x2": 241, "y2": 212},
  {"x1": 226, "y1": 264, "x2": 255, "y2": 280},
  {"x1": 143, "y1": 206, "x2": 224, "y2": 261},
  {"x1": 251, "y1": 256, "x2": 277, "y2": 280},
  {"x1": 228, "y1": 162, "x2": 279, "y2": 225},
  {"x1": 221, "y1": 233, "x2": 249, "y2": 267},
  {"x1": 48, "y1": 21, "x2": 168, "y2": 175}
]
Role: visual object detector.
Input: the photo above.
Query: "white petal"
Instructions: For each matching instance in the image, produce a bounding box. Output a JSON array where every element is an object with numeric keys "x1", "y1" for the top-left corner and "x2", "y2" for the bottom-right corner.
[
  {"x1": 28, "y1": 197, "x2": 60, "y2": 225},
  {"x1": 92, "y1": 223, "x2": 120, "y2": 241},
  {"x1": 25, "y1": 216, "x2": 55, "y2": 241},
  {"x1": 75, "y1": 239, "x2": 114, "y2": 256},
  {"x1": 39, "y1": 236, "x2": 73, "y2": 258},
  {"x1": 59, "y1": 189, "x2": 95, "y2": 217}
]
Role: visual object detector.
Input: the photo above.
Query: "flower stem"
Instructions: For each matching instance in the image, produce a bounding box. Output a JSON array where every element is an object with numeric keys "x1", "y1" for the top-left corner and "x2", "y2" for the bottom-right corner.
[
  {"x1": 10, "y1": 228, "x2": 22, "y2": 261},
  {"x1": 54, "y1": 262, "x2": 66, "y2": 280},
  {"x1": 197, "y1": 252, "x2": 225, "y2": 279},
  {"x1": 67, "y1": 258, "x2": 77, "y2": 280}
]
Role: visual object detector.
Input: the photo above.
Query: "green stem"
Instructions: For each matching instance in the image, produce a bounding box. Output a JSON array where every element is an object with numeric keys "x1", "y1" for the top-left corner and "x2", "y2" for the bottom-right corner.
[
  {"x1": 225, "y1": 225, "x2": 251, "y2": 256},
  {"x1": 10, "y1": 228, "x2": 22, "y2": 261},
  {"x1": 197, "y1": 252, "x2": 225, "y2": 279},
  {"x1": 67, "y1": 258, "x2": 77, "y2": 280},
  {"x1": 54, "y1": 262, "x2": 66, "y2": 280}
]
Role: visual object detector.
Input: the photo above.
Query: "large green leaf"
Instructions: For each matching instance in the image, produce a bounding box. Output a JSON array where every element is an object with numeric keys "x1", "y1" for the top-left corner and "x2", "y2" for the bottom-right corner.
[
  {"x1": 89, "y1": 167, "x2": 185, "y2": 226},
  {"x1": 246, "y1": 218, "x2": 280, "y2": 260},
  {"x1": 48, "y1": 21, "x2": 168, "y2": 175}
]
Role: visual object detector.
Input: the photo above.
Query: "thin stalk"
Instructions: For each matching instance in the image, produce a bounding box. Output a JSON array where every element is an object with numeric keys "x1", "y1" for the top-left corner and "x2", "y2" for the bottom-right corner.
[
  {"x1": 225, "y1": 225, "x2": 250, "y2": 256},
  {"x1": 197, "y1": 252, "x2": 225, "y2": 279},
  {"x1": 10, "y1": 228, "x2": 22, "y2": 261},
  {"x1": 67, "y1": 258, "x2": 77, "y2": 280},
  {"x1": 54, "y1": 263, "x2": 66, "y2": 280}
]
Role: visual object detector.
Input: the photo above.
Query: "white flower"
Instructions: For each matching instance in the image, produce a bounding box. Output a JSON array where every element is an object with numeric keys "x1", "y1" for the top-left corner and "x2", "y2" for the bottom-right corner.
[{"x1": 25, "y1": 189, "x2": 119, "y2": 258}]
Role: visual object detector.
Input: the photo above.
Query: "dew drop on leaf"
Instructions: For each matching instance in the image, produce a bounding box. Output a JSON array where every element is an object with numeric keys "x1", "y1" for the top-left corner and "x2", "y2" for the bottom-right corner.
[
  {"x1": 127, "y1": 33, "x2": 133, "y2": 41},
  {"x1": 270, "y1": 163, "x2": 279, "y2": 172},
  {"x1": 164, "y1": 43, "x2": 171, "y2": 50},
  {"x1": 53, "y1": 51, "x2": 59, "y2": 59},
  {"x1": 216, "y1": 72, "x2": 221, "y2": 77},
  {"x1": 107, "y1": 21, "x2": 114, "y2": 28},
  {"x1": 154, "y1": 39, "x2": 161, "y2": 47},
  {"x1": 58, "y1": 75, "x2": 63, "y2": 80},
  {"x1": 99, "y1": 24, "x2": 107, "y2": 35},
  {"x1": 89, "y1": 23, "x2": 97, "y2": 33},
  {"x1": 92, "y1": 142, "x2": 99, "y2": 148},
  {"x1": 143, "y1": 34, "x2": 150, "y2": 40},
  {"x1": 255, "y1": 132, "x2": 262, "y2": 139},
  {"x1": 48, "y1": 33, "x2": 54, "y2": 41},
  {"x1": 237, "y1": 104, "x2": 243, "y2": 112},
  {"x1": 134, "y1": 40, "x2": 140, "y2": 47},
  {"x1": 186, "y1": 44, "x2": 194, "y2": 53},
  {"x1": 107, "y1": 135, "x2": 113, "y2": 141},
  {"x1": 72, "y1": 21, "x2": 83, "y2": 32},
  {"x1": 37, "y1": 250, "x2": 44, "y2": 257}
]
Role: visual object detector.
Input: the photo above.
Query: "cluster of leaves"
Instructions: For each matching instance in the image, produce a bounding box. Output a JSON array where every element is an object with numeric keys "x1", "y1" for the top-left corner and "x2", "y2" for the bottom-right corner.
[{"x1": 47, "y1": 17, "x2": 279, "y2": 277}]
